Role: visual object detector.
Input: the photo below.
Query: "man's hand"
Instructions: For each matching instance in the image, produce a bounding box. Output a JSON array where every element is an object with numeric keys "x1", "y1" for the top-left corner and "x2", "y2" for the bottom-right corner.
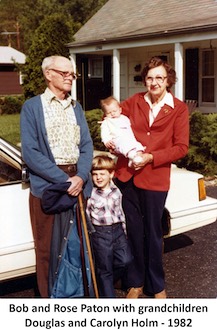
[{"x1": 67, "y1": 175, "x2": 84, "y2": 196}]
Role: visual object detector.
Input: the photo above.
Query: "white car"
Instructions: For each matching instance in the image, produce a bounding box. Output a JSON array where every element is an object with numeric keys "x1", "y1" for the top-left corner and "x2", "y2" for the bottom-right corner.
[
  {"x1": 0, "y1": 139, "x2": 217, "y2": 281},
  {"x1": 0, "y1": 138, "x2": 35, "y2": 281},
  {"x1": 166, "y1": 164, "x2": 217, "y2": 236}
]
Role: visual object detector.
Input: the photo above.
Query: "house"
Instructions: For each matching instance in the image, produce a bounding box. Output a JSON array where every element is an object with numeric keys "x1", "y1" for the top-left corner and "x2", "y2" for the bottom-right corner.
[
  {"x1": 0, "y1": 46, "x2": 26, "y2": 95},
  {"x1": 68, "y1": 0, "x2": 217, "y2": 113}
]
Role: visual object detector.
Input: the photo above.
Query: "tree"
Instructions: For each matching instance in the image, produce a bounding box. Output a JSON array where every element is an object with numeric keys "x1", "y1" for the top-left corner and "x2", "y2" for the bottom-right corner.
[
  {"x1": 64, "y1": 0, "x2": 108, "y2": 25},
  {"x1": 0, "y1": 0, "x2": 108, "y2": 52},
  {"x1": 0, "y1": 0, "x2": 25, "y2": 49},
  {"x1": 0, "y1": 0, "x2": 70, "y2": 51},
  {"x1": 0, "y1": 0, "x2": 109, "y2": 95},
  {"x1": 22, "y1": 13, "x2": 75, "y2": 98}
]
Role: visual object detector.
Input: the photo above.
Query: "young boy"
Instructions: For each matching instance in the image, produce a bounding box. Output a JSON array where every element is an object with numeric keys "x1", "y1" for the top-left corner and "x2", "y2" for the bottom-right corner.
[
  {"x1": 100, "y1": 96, "x2": 145, "y2": 167},
  {"x1": 86, "y1": 154, "x2": 132, "y2": 297}
]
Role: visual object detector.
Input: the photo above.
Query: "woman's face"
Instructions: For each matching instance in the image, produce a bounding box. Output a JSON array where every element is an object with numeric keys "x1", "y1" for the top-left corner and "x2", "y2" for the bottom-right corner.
[{"x1": 145, "y1": 65, "x2": 168, "y2": 102}]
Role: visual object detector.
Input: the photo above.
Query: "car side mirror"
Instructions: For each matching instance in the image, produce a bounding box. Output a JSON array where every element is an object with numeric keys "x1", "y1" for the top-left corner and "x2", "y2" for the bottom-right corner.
[{"x1": 22, "y1": 163, "x2": 30, "y2": 183}]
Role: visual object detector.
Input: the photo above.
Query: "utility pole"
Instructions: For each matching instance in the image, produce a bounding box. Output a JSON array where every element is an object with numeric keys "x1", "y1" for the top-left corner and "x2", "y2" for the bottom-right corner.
[
  {"x1": 1, "y1": 22, "x2": 20, "y2": 50},
  {"x1": 15, "y1": 22, "x2": 20, "y2": 50},
  {"x1": 1, "y1": 31, "x2": 17, "y2": 47}
]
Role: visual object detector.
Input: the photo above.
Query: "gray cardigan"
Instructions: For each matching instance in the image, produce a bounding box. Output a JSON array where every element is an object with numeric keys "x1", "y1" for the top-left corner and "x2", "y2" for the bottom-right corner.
[{"x1": 20, "y1": 95, "x2": 93, "y2": 198}]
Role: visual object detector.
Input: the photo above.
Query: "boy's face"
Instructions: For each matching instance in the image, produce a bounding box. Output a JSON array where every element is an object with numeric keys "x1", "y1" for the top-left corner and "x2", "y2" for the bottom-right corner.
[
  {"x1": 92, "y1": 169, "x2": 114, "y2": 190},
  {"x1": 104, "y1": 101, "x2": 122, "y2": 118}
]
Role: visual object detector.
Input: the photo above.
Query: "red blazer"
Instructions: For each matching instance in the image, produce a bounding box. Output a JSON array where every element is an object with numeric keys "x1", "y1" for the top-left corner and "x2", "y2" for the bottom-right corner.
[{"x1": 115, "y1": 92, "x2": 189, "y2": 191}]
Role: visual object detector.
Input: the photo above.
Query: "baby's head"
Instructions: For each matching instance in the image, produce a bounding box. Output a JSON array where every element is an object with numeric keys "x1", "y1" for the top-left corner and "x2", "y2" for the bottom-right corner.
[{"x1": 100, "y1": 96, "x2": 121, "y2": 118}]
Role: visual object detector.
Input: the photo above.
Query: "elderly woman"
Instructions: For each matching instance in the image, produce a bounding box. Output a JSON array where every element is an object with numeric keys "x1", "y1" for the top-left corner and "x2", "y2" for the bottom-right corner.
[{"x1": 114, "y1": 56, "x2": 189, "y2": 298}]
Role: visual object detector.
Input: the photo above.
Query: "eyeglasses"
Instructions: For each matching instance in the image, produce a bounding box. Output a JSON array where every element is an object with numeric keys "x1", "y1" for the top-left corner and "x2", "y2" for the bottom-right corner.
[
  {"x1": 48, "y1": 68, "x2": 77, "y2": 79},
  {"x1": 145, "y1": 76, "x2": 167, "y2": 84}
]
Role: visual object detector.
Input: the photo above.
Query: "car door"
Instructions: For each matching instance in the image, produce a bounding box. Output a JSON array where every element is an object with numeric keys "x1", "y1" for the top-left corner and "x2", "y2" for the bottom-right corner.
[{"x1": 0, "y1": 138, "x2": 35, "y2": 280}]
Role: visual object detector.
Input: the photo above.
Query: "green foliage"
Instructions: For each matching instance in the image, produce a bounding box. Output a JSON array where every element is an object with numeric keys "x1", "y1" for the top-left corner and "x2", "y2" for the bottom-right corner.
[
  {"x1": 0, "y1": 0, "x2": 109, "y2": 97},
  {"x1": 0, "y1": 96, "x2": 25, "y2": 115},
  {"x1": 0, "y1": 0, "x2": 108, "y2": 52},
  {"x1": 19, "y1": 0, "x2": 67, "y2": 52},
  {"x1": 176, "y1": 111, "x2": 217, "y2": 175},
  {"x1": 85, "y1": 109, "x2": 106, "y2": 151},
  {"x1": 0, "y1": 114, "x2": 20, "y2": 145},
  {"x1": 22, "y1": 13, "x2": 75, "y2": 98},
  {"x1": 64, "y1": 0, "x2": 108, "y2": 25}
]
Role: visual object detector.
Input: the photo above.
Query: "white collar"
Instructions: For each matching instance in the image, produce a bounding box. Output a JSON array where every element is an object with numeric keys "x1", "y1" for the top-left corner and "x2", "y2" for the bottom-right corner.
[{"x1": 144, "y1": 91, "x2": 174, "y2": 109}]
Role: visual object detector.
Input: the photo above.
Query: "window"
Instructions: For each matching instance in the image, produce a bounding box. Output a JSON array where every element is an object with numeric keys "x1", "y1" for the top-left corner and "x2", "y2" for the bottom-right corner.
[
  {"x1": 201, "y1": 50, "x2": 215, "y2": 103},
  {"x1": 0, "y1": 152, "x2": 21, "y2": 184},
  {"x1": 88, "y1": 58, "x2": 103, "y2": 78}
]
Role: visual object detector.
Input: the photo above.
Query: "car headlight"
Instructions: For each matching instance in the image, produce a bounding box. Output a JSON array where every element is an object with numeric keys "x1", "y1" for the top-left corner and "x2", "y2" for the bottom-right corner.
[{"x1": 198, "y1": 178, "x2": 206, "y2": 201}]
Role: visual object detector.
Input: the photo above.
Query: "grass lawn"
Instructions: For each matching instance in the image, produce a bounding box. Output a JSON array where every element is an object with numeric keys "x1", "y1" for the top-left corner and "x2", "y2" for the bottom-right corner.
[{"x1": 0, "y1": 114, "x2": 20, "y2": 145}]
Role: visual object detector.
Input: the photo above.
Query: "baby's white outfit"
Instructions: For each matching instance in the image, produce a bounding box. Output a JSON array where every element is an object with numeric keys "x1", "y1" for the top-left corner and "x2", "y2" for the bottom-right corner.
[{"x1": 101, "y1": 114, "x2": 145, "y2": 166}]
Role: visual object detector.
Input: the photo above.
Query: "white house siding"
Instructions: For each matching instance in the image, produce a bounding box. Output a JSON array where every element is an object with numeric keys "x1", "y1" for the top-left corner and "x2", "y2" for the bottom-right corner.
[
  {"x1": 70, "y1": 34, "x2": 217, "y2": 113},
  {"x1": 115, "y1": 40, "x2": 217, "y2": 113},
  {"x1": 120, "y1": 46, "x2": 175, "y2": 100}
]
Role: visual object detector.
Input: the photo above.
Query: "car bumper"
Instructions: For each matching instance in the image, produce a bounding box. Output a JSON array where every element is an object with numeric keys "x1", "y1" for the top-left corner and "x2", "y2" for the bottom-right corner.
[{"x1": 168, "y1": 196, "x2": 217, "y2": 236}]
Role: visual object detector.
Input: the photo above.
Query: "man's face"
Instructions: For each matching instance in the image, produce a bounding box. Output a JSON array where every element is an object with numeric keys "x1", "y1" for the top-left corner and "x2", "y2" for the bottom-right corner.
[{"x1": 45, "y1": 57, "x2": 76, "y2": 95}]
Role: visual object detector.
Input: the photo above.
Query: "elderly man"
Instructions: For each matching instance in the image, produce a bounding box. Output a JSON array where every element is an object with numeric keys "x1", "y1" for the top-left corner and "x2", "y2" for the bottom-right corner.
[{"x1": 20, "y1": 55, "x2": 93, "y2": 298}]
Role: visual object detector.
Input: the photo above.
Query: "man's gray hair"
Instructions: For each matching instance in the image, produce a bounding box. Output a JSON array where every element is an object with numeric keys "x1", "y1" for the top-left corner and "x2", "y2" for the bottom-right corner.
[
  {"x1": 41, "y1": 56, "x2": 57, "y2": 74},
  {"x1": 41, "y1": 55, "x2": 74, "y2": 76}
]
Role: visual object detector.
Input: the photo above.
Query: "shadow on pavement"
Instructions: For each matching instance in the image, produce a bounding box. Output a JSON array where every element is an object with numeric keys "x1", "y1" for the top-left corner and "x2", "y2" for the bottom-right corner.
[{"x1": 164, "y1": 234, "x2": 193, "y2": 253}]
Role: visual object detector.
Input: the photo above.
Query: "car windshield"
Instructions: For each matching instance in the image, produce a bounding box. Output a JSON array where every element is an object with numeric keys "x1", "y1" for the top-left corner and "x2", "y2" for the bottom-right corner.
[{"x1": 0, "y1": 150, "x2": 21, "y2": 184}]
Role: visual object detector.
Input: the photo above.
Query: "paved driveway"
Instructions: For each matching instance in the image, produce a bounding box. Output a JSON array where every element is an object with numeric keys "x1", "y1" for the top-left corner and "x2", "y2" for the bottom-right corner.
[
  {"x1": 164, "y1": 221, "x2": 217, "y2": 298},
  {"x1": 163, "y1": 185, "x2": 217, "y2": 298}
]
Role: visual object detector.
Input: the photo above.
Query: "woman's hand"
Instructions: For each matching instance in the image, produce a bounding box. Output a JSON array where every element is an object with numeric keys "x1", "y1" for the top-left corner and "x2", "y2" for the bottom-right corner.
[{"x1": 132, "y1": 152, "x2": 153, "y2": 170}]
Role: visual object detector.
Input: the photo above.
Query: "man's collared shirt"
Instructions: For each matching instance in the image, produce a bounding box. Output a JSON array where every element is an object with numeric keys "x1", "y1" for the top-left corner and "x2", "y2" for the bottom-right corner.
[
  {"x1": 145, "y1": 91, "x2": 174, "y2": 127},
  {"x1": 41, "y1": 88, "x2": 80, "y2": 164},
  {"x1": 86, "y1": 181, "x2": 126, "y2": 233}
]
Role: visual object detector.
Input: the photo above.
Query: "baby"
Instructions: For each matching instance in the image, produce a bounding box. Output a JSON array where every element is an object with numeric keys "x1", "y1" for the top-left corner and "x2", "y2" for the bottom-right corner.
[{"x1": 100, "y1": 96, "x2": 145, "y2": 167}]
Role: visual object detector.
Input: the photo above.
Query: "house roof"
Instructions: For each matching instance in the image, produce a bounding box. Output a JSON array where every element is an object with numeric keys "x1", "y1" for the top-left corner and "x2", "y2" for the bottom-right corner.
[
  {"x1": 0, "y1": 46, "x2": 26, "y2": 64},
  {"x1": 68, "y1": 0, "x2": 217, "y2": 47}
]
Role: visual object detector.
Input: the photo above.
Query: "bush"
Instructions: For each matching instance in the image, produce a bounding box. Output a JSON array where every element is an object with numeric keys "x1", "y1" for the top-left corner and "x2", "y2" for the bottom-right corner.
[
  {"x1": 0, "y1": 95, "x2": 25, "y2": 115},
  {"x1": 85, "y1": 109, "x2": 106, "y2": 151},
  {"x1": 176, "y1": 111, "x2": 217, "y2": 175}
]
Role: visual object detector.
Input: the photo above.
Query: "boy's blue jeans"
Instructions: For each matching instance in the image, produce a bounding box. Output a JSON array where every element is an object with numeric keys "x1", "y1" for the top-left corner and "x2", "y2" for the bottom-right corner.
[{"x1": 91, "y1": 222, "x2": 132, "y2": 297}]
